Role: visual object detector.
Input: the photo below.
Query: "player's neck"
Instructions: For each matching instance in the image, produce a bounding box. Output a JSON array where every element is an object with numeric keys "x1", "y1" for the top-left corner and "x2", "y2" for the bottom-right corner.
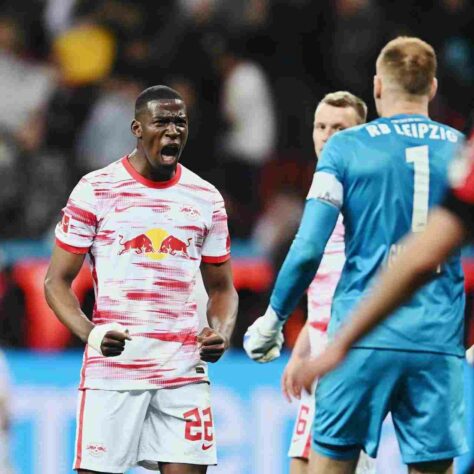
[
  {"x1": 128, "y1": 149, "x2": 177, "y2": 182},
  {"x1": 379, "y1": 98, "x2": 430, "y2": 119}
]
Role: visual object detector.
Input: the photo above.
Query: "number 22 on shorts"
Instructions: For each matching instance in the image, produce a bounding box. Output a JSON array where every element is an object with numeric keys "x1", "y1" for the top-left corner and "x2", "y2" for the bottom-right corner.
[{"x1": 183, "y1": 407, "x2": 214, "y2": 449}]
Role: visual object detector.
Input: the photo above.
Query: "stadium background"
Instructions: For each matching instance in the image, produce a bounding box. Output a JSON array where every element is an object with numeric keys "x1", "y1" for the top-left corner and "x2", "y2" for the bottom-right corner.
[{"x1": 0, "y1": 0, "x2": 473, "y2": 473}]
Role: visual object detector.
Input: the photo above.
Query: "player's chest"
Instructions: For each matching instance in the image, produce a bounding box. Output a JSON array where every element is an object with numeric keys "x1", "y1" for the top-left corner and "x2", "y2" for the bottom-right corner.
[{"x1": 95, "y1": 198, "x2": 210, "y2": 260}]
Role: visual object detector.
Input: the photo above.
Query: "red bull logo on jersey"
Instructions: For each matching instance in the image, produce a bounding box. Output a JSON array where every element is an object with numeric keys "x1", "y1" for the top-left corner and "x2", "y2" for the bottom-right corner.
[
  {"x1": 159, "y1": 235, "x2": 192, "y2": 257},
  {"x1": 86, "y1": 442, "x2": 107, "y2": 457},
  {"x1": 118, "y1": 229, "x2": 192, "y2": 260},
  {"x1": 118, "y1": 234, "x2": 154, "y2": 255}
]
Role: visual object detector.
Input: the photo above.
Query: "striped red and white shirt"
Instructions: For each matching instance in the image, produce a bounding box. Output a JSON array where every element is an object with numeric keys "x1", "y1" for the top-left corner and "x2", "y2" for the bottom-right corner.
[
  {"x1": 56, "y1": 156, "x2": 230, "y2": 390},
  {"x1": 306, "y1": 216, "x2": 345, "y2": 356}
]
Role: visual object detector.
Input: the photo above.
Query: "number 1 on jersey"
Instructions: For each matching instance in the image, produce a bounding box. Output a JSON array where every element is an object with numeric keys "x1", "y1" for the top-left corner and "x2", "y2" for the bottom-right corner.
[{"x1": 406, "y1": 145, "x2": 429, "y2": 233}]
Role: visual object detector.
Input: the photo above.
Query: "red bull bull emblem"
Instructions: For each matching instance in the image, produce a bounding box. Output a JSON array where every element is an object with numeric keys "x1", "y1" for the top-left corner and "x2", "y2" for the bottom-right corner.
[
  {"x1": 86, "y1": 442, "x2": 107, "y2": 457},
  {"x1": 118, "y1": 234, "x2": 154, "y2": 255},
  {"x1": 159, "y1": 236, "x2": 192, "y2": 257},
  {"x1": 118, "y1": 229, "x2": 192, "y2": 260}
]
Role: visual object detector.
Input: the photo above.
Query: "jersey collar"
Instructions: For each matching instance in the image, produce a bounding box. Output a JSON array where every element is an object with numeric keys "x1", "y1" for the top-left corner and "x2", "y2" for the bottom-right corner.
[
  {"x1": 387, "y1": 113, "x2": 431, "y2": 121},
  {"x1": 121, "y1": 156, "x2": 182, "y2": 189}
]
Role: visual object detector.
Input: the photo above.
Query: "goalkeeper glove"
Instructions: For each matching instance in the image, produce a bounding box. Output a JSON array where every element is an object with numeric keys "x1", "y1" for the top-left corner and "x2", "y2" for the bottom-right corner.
[
  {"x1": 467, "y1": 345, "x2": 474, "y2": 365},
  {"x1": 243, "y1": 306, "x2": 285, "y2": 363}
]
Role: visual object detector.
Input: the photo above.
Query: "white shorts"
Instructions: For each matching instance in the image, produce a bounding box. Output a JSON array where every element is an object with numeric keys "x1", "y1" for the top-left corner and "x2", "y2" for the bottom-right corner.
[
  {"x1": 288, "y1": 390, "x2": 376, "y2": 474},
  {"x1": 288, "y1": 389, "x2": 315, "y2": 459},
  {"x1": 73, "y1": 382, "x2": 217, "y2": 472}
]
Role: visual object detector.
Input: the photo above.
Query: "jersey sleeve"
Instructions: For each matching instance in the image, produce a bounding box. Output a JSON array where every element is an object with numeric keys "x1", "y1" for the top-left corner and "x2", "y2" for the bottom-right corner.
[
  {"x1": 270, "y1": 199, "x2": 339, "y2": 319},
  {"x1": 55, "y1": 177, "x2": 98, "y2": 254},
  {"x1": 201, "y1": 190, "x2": 231, "y2": 263},
  {"x1": 307, "y1": 134, "x2": 346, "y2": 209}
]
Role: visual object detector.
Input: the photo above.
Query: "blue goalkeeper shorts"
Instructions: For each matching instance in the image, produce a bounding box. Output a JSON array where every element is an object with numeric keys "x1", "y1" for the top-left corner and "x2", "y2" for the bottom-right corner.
[{"x1": 312, "y1": 348, "x2": 467, "y2": 464}]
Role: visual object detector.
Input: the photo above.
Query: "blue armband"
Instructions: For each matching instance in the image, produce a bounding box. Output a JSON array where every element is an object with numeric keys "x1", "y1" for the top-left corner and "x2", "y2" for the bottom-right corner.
[{"x1": 270, "y1": 199, "x2": 339, "y2": 320}]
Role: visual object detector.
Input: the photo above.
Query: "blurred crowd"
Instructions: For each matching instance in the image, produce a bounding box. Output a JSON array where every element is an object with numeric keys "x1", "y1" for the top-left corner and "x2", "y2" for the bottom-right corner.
[{"x1": 0, "y1": 0, "x2": 473, "y2": 349}]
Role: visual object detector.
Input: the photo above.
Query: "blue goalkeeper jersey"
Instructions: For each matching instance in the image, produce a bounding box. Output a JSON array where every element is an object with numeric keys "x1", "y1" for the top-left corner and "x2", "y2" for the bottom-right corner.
[{"x1": 318, "y1": 113, "x2": 465, "y2": 355}]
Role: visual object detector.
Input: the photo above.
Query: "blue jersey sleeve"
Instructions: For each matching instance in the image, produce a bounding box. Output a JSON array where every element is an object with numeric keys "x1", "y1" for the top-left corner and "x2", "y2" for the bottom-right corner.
[
  {"x1": 269, "y1": 199, "x2": 339, "y2": 319},
  {"x1": 269, "y1": 133, "x2": 349, "y2": 320}
]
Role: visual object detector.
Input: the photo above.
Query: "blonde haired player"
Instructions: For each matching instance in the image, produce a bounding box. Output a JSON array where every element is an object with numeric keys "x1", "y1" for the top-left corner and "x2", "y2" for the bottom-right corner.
[
  {"x1": 281, "y1": 92, "x2": 374, "y2": 474},
  {"x1": 245, "y1": 37, "x2": 466, "y2": 474}
]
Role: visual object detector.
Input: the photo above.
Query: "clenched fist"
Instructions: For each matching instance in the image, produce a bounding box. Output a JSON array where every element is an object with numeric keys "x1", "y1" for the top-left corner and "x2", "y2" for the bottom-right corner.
[
  {"x1": 197, "y1": 327, "x2": 229, "y2": 363},
  {"x1": 88, "y1": 322, "x2": 132, "y2": 357}
]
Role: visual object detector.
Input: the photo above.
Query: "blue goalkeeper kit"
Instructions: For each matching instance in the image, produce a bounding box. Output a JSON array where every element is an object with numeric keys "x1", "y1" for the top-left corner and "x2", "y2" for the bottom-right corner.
[
  {"x1": 270, "y1": 114, "x2": 467, "y2": 462},
  {"x1": 272, "y1": 113, "x2": 465, "y2": 355}
]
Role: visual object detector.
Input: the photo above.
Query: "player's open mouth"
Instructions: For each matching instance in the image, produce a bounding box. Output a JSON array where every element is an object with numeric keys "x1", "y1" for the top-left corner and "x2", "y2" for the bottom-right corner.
[{"x1": 161, "y1": 144, "x2": 180, "y2": 163}]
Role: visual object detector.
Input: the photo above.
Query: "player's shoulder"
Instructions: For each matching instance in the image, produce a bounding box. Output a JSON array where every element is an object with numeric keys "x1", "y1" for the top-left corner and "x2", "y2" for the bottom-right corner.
[
  {"x1": 427, "y1": 116, "x2": 463, "y2": 135},
  {"x1": 323, "y1": 123, "x2": 367, "y2": 152},
  {"x1": 341, "y1": 122, "x2": 368, "y2": 137},
  {"x1": 79, "y1": 157, "x2": 126, "y2": 188},
  {"x1": 179, "y1": 165, "x2": 223, "y2": 200},
  {"x1": 430, "y1": 119, "x2": 464, "y2": 141}
]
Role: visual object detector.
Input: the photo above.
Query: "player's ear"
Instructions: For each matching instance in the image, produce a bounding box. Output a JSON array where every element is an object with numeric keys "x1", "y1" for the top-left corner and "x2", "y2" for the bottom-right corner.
[
  {"x1": 131, "y1": 119, "x2": 142, "y2": 139},
  {"x1": 428, "y1": 78, "x2": 438, "y2": 101},
  {"x1": 373, "y1": 75, "x2": 382, "y2": 100}
]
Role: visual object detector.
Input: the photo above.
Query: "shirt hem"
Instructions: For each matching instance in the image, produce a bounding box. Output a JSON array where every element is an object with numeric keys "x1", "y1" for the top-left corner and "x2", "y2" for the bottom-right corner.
[{"x1": 78, "y1": 377, "x2": 210, "y2": 391}]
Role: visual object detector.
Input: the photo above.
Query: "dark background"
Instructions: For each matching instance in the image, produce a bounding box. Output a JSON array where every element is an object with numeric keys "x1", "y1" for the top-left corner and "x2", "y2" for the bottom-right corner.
[{"x1": 0, "y1": 0, "x2": 473, "y2": 351}]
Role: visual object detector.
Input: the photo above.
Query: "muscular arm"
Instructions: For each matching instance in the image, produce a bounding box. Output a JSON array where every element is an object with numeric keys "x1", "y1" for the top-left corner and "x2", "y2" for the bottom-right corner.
[
  {"x1": 243, "y1": 199, "x2": 339, "y2": 363},
  {"x1": 44, "y1": 245, "x2": 130, "y2": 356},
  {"x1": 336, "y1": 208, "x2": 468, "y2": 352},
  {"x1": 44, "y1": 245, "x2": 93, "y2": 342},
  {"x1": 270, "y1": 199, "x2": 339, "y2": 320},
  {"x1": 199, "y1": 259, "x2": 238, "y2": 360}
]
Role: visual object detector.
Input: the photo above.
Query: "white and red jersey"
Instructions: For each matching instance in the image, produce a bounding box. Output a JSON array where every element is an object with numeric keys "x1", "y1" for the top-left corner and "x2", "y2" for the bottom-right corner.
[
  {"x1": 307, "y1": 215, "x2": 345, "y2": 356},
  {"x1": 55, "y1": 157, "x2": 230, "y2": 390}
]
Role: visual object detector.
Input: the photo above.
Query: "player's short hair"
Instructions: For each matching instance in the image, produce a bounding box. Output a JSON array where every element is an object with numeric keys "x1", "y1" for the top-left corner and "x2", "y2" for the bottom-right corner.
[
  {"x1": 376, "y1": 37, "x2": 436, "y2": 96},
  {"x1": 135, "y1": 85, "x2": 183, "y2": 117},
  {"x1": 319, "y1": 91, "x2": 367, "y2": 124}
]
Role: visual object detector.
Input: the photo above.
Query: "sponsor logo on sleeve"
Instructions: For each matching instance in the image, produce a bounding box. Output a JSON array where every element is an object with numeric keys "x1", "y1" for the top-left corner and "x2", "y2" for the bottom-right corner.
[{"x1": 62, "y1": 214, "x2": 70, "y2": 233}]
